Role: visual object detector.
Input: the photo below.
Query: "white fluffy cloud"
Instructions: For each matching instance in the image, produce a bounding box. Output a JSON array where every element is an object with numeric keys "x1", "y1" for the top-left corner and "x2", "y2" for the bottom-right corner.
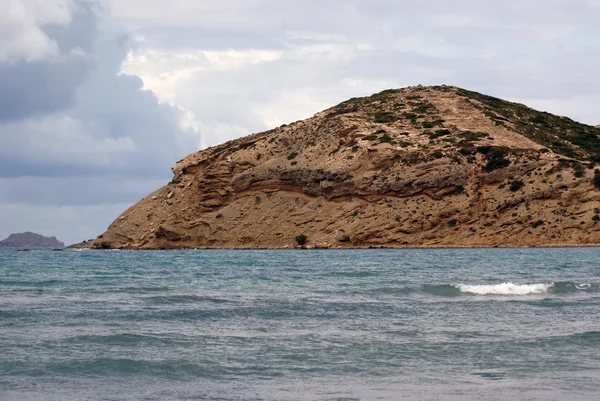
[{"x1": 0, "y1": 0, "x2": 73, "y2": 64}]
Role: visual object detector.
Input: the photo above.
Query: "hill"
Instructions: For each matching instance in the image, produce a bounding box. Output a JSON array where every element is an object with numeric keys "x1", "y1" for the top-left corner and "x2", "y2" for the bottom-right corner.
[
  {"x1": 0, "y1": 232, "x2": 65, "y2": 248},
  {"x1": 73, "y1": 85, "x2": 600, "y2": 249}
]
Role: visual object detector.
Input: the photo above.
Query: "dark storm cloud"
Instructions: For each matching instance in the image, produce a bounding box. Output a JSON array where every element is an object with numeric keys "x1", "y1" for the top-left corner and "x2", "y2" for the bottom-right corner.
[
  {"x1": 0, "y1": 57, "x2": 91, "y2": 121},
  {"x1": 0, "y1": 1, "x2": 199, "y2": 244},
  {"x1": 0, "y1": 2, "x2": 197, "y2": 180}
]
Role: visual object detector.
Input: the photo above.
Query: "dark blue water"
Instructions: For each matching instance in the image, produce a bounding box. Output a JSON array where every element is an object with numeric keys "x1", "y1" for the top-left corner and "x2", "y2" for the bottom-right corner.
[{"x1": 1, "y1": 248, "x2": 599, "y2": 400}]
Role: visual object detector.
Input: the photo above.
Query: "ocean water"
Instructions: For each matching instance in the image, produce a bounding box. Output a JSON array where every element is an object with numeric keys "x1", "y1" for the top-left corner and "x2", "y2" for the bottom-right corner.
[{"x1": 1, "y1": 248, "x2": 599, "y2": 401}]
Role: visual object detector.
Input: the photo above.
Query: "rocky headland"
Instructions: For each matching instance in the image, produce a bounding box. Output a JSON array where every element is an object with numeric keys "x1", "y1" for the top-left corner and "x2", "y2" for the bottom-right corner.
[{"x1": 73, "y1": 85, "x2": 600, "y2": 249}]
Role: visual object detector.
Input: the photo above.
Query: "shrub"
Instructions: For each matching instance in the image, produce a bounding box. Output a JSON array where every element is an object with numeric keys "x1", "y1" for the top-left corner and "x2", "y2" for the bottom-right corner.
[
  {"x1": 351, "y1": 146, "x2": 359, "y2": 153},
  {"x1": 485, "y1": 157, "x2": 510, "y2": 172},
  {"x1": 422, "y1": 119, "x2": 445, "y2": 129},
  {"x1": 287, "y1": 152, "x2": 298, "y2": 160},
  {"x1": 531, "y1": 220, "x2": 544, "y2": 228},
  {"x1": 374, "y1": 112, "x2": 397, "y2": 123},
  {"x1": 594, "y1": 170, "x2": 600, "y2": 188},
  {"x1": 428, "y1": 130, "x2": 450, "y2": 139},
  {"x1": 402, "y1": 112, "x2": 419, "y2": 122},
  {"x1": 459, "y1": 131, "x2": 488, "y2": 141},
  {"x1": 432, "y1": 150, "x2": 443, "y2": 159},
  {"x1": 363, "y1": 133, "x2": 379, "y2": 141},
  {"x1": 593, "y1": 215, "x2": 600, "y2": 222},
  {"x1": 413, "y1": 101, "x2": 435, "y2": 114},
  {"x1": 216, "y1": 214, "x2": 223, "y2": 219},
  {"x1": 483, "y1": 147, "x2": 511, "y2": 172},
  {"x1": 448, "y1": 219, "x2": 458, "y2": 227},
  {"x1": 379, "y1": 134, "x2": 395, "y2": 144},
  {"x1": 295, "y1": 234, "x2": 308, "y2": 245},
  {"x1": 509, "y1": 180, "x2": 525, "y2": 192}
]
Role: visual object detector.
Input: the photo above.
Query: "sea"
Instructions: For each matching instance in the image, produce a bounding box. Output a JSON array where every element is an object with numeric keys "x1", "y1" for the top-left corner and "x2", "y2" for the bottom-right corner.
[{"x1": 1, "y1": 248, "x2": 599, "y2": 401}]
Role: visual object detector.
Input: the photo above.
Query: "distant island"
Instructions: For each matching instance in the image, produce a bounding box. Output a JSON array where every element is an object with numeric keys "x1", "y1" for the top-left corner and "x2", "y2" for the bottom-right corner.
[{"x1": 0, "y1": 232, "x2": 65, "y2": 248}]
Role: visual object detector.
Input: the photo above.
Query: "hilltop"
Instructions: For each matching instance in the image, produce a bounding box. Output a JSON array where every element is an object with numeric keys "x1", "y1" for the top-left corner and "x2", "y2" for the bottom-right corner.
[
  {"x1": 73, "y1": 85, "x2": 600, "y2": 249},
  {"x1": 0, "y1": 232, "x2": 65, "y2": 248}
]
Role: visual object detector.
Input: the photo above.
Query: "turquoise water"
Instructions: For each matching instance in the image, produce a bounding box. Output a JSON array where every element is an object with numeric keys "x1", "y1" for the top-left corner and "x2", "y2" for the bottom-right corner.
[{"x1": 1, "y1": 248, "x2": 599, "y2": 401}]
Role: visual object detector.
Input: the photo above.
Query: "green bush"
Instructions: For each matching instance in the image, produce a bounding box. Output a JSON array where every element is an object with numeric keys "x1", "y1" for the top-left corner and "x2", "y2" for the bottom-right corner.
[
  {"x1": 509, "y1": 180, "x2": 524, "y2": 192},
  {"x1": 594, "y1": 170, "x2": 600, "y2": 188},
  {"x1": 531, "y1": 220, "x2": 544, "y2": 228},
  {"x1": 379, "y1": 134, "x2": 395, "y2": 143},
  {"x1": 483, "y1": 147, "x2": 511, "y2": 172},
  {"x1": 422, "y1": 119, "x2": 445, "y2": 129},
  {"x1": 295, "y1": 234, "x2": 308, "y2": 245},
  {"x1": 459, "y1": 131, "x2": 488, "y2": 141},
  {"x1": 485, "y1": 157, "x2": 510, "y2": 172},
  {"x1": 287, "y1": 152, "x2": 298, "y2": 160},
  {"x1": 374, "y1": 112, "x2": 397, "y2": 123},
  {"x1": 428, "y1": 129, "x2": 451, "y2": 139}
]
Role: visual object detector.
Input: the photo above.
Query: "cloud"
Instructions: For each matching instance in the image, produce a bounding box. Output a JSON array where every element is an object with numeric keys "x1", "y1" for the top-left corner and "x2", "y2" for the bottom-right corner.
[
  {"x1": 0, "y1": 0, "x2": 73, "y2": 64},
  {"x1": 0, "y1": 1, "x2": 200, "y2": 242},
  {"x1": 0, "y1": 176, "x2": 165, "y2": 206},
  {"x1": 113, "y1": 0, "x2": 600, "y2": 143},
  {"x1": 0, "y1": 3, "x2": 199, "y2": 179}
]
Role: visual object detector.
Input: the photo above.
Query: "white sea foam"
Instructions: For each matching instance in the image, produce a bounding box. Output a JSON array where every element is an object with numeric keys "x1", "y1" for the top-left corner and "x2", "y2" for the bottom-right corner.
[{"x1": 456, "y1": 282, "x2": 553, "y2": 295}]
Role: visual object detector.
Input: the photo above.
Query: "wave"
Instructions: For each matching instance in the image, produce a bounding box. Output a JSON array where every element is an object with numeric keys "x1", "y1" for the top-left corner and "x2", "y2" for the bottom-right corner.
[
  {"x1": 456, "y1": 282, "x2": 552, "y2": 295},
  {"x1": 453, "y1": 281, "x2": 599, "y2": 296},
  {"x1": 413, "y1": 281, "x2": 599, "y2": 297}
]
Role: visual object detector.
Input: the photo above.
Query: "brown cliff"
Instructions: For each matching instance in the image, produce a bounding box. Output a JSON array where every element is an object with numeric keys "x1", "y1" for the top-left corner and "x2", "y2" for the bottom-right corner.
[{"x1": 74, "y1": 85, "x2": 600, "y2": 249}]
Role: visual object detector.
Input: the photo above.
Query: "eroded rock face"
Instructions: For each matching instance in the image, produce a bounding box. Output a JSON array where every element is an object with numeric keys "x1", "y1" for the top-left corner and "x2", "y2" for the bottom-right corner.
[{"x1": 73, "y1": 86, "x2": 600, "y2": 249}]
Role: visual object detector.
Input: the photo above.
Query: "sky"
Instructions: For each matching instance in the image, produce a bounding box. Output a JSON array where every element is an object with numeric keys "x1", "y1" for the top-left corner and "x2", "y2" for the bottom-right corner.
[{"x1": 0, "y1": 0, "x2": 599, "y2": 244}]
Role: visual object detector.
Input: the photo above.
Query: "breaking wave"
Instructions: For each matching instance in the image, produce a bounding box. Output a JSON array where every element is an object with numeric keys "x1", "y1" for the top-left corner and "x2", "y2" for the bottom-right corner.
[
  {"x1": 419, "y1": 282, "x2": 598, "y2": 297},
  {"x1": 456, "y1": 282, "x2": 553, "y2": 295}
]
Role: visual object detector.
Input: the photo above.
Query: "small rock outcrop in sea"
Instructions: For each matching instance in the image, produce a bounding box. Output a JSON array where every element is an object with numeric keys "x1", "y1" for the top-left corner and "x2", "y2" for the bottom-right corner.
[
  {"x1": 0, "y1": 232, "x2": 65, "y2": 248},
  {"x1": 73, "y1": 85, "x2": 600, "y2": 249}
]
